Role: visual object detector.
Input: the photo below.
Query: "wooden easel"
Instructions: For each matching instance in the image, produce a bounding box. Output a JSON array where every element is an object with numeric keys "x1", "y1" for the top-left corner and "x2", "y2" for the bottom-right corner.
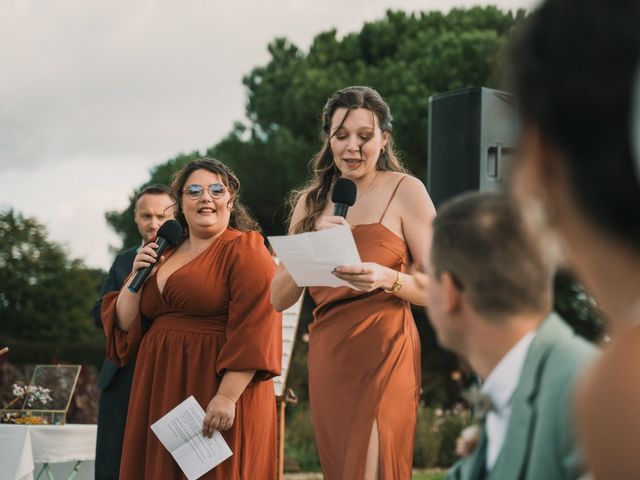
[{"x1": 273, "y1": 292, "x2": 304, "y2": 480}]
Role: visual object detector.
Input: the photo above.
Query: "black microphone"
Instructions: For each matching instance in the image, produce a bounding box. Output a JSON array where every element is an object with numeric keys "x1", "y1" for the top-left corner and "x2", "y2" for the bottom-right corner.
[
  {"x1": 332, "y1": 178, "x2": 357, "y2": 218},
  {"x1": 128, "y1": 220, "x2": 183, "y2": 293}
]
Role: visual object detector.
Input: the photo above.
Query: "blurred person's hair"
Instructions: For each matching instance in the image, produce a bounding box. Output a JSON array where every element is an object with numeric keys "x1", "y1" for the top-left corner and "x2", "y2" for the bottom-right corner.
[
  {"x1": 507, "y1": 0, "x2": 640, "y2": 248},
  {"x1": 288, "y1": 86, "x2": 407, "y2": 234},
  {"x1": 170, "y1": 158, "x2": 259, "y2": 234},
  {"x1": 431, "y1": 192, "x2": 553, "y2": 319}
]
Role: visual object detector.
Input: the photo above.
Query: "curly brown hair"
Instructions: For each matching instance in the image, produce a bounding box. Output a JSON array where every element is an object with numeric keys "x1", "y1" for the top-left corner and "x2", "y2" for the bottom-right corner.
[
  {"x1": 170, "y1": 158, "x2": 260, "y2": 235},
  {"x1": 288, "y1": 86, "x2": 407, "y2": 234}
]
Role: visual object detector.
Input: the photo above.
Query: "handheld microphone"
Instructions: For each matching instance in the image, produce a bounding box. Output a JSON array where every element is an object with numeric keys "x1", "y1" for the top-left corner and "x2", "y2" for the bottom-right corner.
[
  {"x1": 128, "y1": 220, "x2": 183, "y2": 293},
  {"x1": 332, "y1": 178, "x2": 357, "y2": 218}
]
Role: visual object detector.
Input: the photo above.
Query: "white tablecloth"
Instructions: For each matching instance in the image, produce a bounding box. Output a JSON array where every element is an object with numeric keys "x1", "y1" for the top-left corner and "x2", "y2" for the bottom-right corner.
[{"x1": 0, "y1": 424, "x2": 96, "y2": 480}]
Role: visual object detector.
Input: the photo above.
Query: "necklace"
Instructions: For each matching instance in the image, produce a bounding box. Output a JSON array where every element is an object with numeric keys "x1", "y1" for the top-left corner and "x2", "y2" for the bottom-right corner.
[{"x1": 356, "y1": 171, "x2": 378, "y2": 202}]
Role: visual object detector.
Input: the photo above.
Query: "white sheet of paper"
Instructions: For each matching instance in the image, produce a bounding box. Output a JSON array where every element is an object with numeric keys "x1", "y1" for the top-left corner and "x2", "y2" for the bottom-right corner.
[
  {"x1": 268, "y1": 225, "x2": 362, "y2": 287},
  {"x1": 151, "y1": 395, "x2": 232, "y2": 480}
]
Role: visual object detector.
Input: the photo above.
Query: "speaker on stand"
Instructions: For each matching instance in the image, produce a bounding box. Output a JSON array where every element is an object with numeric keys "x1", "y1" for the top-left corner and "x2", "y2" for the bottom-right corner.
[{"x1": 427, "y1": 87, "x2": 519, "y2": 208}]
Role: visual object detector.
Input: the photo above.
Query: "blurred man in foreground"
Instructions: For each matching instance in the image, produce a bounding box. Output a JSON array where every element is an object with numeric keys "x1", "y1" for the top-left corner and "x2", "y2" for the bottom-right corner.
[{"x1": 426, "y1": 192, "x2": 596, "y2": 480}]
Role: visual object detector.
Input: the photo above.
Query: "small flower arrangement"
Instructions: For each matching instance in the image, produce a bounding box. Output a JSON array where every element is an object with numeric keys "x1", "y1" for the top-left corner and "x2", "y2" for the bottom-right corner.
[
  {"x1": 462, "y1": 385, "x2": 494, "y2": 425},
  {"x1": 455, "y1": 424, "x2": 481, "y2": 457},
  {"x1": 11, "y1": 384, "x2": 53, "y2": 408},
  {"x1": 1, "y1": 364, "x2": 83, "y2": 425},
  {"x1": 0, "y1": 383, "x2": 53, "y2": 424},
  {"x1": 452, "y1": 386, "x2": 495, "y2": 458}
]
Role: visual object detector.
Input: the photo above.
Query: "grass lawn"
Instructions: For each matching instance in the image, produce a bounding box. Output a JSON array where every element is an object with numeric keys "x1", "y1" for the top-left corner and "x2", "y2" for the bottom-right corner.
[
  {"x1": 284, "y1": 469, "x2": 448, "y2": 479},
  {"x1": 412, "y1": 469, "x2": 447, "y2": 480}
]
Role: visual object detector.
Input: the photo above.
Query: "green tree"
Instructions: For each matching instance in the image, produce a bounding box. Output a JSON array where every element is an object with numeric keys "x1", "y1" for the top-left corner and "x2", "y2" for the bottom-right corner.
[
  {"x1": 105, "y1": 151, "x2": 202, "y2": 249},
  {"x1": 0, "y1": 209, "x2": 104, "y2": 341}
]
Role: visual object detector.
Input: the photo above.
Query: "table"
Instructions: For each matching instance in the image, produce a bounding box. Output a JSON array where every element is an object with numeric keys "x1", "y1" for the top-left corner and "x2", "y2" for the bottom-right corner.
[{"x1": 0, "y1": 424, "x2": 96, "y2": 480}]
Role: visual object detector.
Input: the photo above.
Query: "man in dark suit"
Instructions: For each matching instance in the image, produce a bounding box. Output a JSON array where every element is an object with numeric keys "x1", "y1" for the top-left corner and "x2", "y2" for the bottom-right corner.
[
  {"x1": 93, "y1": 184, "x2": 174, "y2": 480},
  {"x1": 424, "y1": 192, "x2": 597, "y2": 480}
]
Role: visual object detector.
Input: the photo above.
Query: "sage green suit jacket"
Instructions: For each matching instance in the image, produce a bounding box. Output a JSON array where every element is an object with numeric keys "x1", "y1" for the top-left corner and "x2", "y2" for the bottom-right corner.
[{"x1": 447, "y1": 313, "x2": 597, "y2": 480}]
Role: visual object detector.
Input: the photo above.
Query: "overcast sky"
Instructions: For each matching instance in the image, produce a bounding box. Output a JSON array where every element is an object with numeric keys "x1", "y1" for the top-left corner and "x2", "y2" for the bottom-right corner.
[{"x1": 0, "y1": 0, "x2": 537, "y2": 270}]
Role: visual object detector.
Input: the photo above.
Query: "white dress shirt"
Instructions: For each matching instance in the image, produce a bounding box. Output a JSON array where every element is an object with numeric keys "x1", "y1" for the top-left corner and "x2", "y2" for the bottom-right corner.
[{"x1": 481, "y1": 331, "x2": 536, "y2": 472}]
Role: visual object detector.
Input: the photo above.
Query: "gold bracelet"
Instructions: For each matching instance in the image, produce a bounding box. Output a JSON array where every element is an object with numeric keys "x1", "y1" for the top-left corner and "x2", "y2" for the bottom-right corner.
[
  {"x1": 384, "y1": 271, "x2": 403, "y2": 293},
  {"x1": 215, "y1": 392, "x2": 237, "y2": 405}
]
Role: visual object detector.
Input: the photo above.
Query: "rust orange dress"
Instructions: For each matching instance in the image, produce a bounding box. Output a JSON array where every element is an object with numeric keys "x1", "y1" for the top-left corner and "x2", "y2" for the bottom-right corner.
[
  {"x1": 308, "y1": 179, "x2": 422, "y2": 480},
  {"x1": 101, "y1": 228, "x2": 282, "y2": 480}
]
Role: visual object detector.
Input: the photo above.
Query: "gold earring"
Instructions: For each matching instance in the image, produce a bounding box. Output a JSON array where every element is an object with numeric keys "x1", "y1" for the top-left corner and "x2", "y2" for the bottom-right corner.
[{"x1": 380, "y1": 147, "x2": 385, "y2": 155}]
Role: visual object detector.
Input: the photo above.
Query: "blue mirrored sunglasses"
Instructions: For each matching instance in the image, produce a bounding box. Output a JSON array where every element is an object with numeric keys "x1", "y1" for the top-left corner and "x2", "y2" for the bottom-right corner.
[{"x1": 183, "y1": 183, "x2": 227, "y2": 199}]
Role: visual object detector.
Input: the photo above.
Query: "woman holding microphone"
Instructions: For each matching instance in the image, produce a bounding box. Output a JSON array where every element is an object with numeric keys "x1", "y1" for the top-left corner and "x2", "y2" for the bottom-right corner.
[
  {"x1": 271, "y1": 86, "x2": 435, "y2": 480},
  {"x1": 102, "y1": 158, "x2": 281, "y2": 479}
]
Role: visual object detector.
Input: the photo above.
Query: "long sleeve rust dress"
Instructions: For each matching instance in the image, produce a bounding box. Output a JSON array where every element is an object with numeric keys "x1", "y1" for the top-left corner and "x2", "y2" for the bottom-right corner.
[
  {"x1": 101, "y1": 228, "x2": 282, "y2": 480},
  {"x1": 308, "y1": 178, "x2": 421, "y2": 480}
]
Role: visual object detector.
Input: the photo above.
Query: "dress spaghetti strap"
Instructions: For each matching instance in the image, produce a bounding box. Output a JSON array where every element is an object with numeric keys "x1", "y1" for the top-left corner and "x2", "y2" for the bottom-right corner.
[{"x1": 379, "y1": 175, "x2": 407, "y2": 223}]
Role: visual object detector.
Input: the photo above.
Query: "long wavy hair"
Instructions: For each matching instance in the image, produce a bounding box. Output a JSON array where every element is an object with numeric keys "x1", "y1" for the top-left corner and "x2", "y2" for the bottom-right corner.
[
  {"x1": 288, "y1": 86, "x2": 407, "y2": 233},
  {"x1": 170, "y1": 158, "x2": 260, "y2": 235}
]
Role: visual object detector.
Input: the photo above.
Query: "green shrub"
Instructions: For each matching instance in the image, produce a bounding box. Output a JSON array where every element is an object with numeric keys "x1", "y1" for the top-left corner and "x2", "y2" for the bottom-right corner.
[
  {"x1": 436, "y1": 405, "x2": 470, "y2": 467},
  {"x1": 0, "y1": 338, "x2": 104, "y2": 368},
  {"x1": 284, "y1": 404, "x2": 321, "y2": 472},
  {"x1": 414, "y1": 407, "x2": 440, "y2": 468},
  {"x1": 413, "y1": 404, "x2": 471, "y2": 469}
]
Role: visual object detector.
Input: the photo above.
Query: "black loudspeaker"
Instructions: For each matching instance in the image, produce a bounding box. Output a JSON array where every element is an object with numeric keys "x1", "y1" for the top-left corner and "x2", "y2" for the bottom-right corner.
[{"x1": 427, "y1": 87, "x2": 518, "y2": 208}]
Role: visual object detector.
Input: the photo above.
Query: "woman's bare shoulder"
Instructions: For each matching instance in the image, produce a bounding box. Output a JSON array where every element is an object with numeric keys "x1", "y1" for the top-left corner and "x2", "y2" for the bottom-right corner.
[
  {"x1": 378, "y1": 171, "x2": 427, "y2": 195},
  {"x1": 383, "y1": 173, "x2": 434, "y2": 215}
]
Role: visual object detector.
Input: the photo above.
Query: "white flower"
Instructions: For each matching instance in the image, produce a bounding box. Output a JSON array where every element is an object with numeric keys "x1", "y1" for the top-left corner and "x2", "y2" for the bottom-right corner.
[
  {"x1": 12, "y1": 384, "x2": 25, "y2": 397},
  {"x1": 462, "y1": 385, "x2": 495, "y2": 425},
  {"x1": 11, "y1": 384, "x2": 52, "y2": 407}
]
